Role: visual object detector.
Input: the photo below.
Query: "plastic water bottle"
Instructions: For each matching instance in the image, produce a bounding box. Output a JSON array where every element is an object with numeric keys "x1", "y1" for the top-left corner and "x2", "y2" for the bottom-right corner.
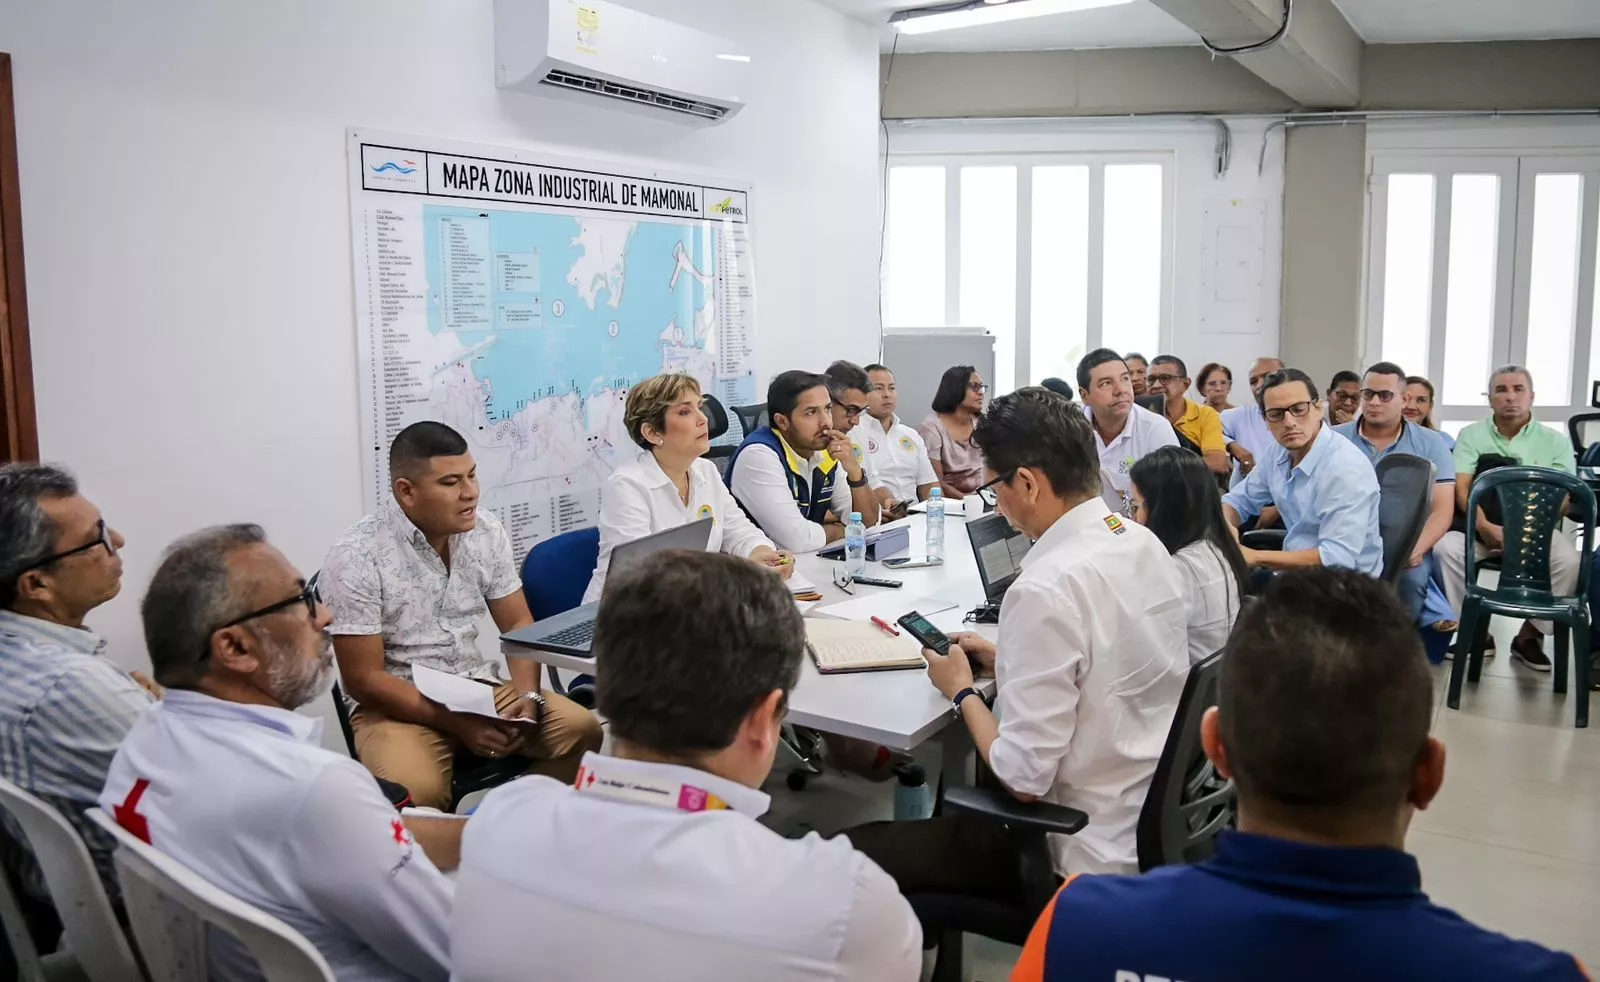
[
  {"x1": 844, "y1": 512, "x2": 868, "y2": 579},
  {"x1": 925, "y1": 488, "x2": 945, "y2": 561},
  {"x1": 893, "y1": 762, "x2": 933, "y2": 821}
]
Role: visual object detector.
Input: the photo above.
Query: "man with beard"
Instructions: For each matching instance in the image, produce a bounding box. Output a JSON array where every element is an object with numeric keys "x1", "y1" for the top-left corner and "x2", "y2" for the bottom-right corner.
[{"x1": 101, "y1": 525, "x2": 453, "y2": 982}]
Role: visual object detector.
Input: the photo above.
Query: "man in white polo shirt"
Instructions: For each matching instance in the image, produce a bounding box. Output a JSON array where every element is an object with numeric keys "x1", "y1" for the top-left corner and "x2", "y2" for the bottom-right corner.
[
  {"x1": 1077, "y1": 348, "x2": 1179, "y2": 516},
  {"x1": 452, "y1": 549, "x2": 921, "y2": 981},
  {"x1": 852, "y1": 363, "x2": 937, "y2": 512},
  {"x1": 100, "y1": 524, "x2": 453, "y2": 982}
]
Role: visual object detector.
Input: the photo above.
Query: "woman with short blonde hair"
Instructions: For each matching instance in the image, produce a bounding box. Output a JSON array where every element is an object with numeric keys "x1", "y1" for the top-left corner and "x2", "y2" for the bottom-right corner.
[{"x1": 585, "y1": 373, "x2": 792, "y2": 602}]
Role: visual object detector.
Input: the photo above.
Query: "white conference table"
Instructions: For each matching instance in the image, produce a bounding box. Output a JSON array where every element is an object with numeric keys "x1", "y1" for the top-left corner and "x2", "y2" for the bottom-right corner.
[{"x1": 501, "y1": 512, "x2": 999, "y2": 773}]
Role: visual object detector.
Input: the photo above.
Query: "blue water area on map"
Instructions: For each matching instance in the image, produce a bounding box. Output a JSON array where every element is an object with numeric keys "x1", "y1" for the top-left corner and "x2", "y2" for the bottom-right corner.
[{"x1": 423, "y1": 205, "x2": 716, "y2": 421}]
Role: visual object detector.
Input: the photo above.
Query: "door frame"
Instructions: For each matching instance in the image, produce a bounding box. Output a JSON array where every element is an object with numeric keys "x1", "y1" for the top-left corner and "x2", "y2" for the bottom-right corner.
[{"x1": 0, "y1": 52, "x2": 38, "y2": 462}]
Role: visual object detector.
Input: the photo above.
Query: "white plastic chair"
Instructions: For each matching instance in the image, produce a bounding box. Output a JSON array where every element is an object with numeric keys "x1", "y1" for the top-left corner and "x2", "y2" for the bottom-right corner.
[
  {"x1": 0, "y1": 777, "x2": 143, "y2": 981},
  {"x1": 85, "y1": 810, "x2": 334, "y2": 982}
]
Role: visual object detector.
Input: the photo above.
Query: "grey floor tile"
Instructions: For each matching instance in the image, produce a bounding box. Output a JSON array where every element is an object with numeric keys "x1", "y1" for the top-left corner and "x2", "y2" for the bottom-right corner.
[
  {"x1": 1439, "y1": 669, "x2": 1594, "y2": 731},
  {"x1": 1409, "y1": 829, "x2": 1600, "y2": 967}
]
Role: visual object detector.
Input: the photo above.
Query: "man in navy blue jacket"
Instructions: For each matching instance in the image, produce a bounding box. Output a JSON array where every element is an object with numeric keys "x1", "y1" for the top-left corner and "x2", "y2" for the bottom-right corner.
[{"x1": 1013, "y1": 567, "x2": 1589, "y2": 982}]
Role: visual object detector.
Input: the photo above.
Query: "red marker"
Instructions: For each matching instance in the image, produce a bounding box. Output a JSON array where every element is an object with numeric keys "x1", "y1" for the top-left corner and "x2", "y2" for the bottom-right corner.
[{"x1": 870, "y1": 616, "x2": 901, "y2": 637}]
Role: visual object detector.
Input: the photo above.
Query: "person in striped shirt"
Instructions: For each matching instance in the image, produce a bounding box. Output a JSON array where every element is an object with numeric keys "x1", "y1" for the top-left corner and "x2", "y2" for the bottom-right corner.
[{"x1": 0, "y1": 464, "x2": 154, "y2": 917}]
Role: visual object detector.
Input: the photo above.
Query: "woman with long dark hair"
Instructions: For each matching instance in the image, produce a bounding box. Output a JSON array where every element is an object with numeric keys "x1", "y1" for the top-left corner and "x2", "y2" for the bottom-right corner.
[
  {"x1": 917, "y1": 364, "x2": 987, "y2": 498},
  {"x1": 1130, "y1": 446, "x2": 1250, "y2": 663}
]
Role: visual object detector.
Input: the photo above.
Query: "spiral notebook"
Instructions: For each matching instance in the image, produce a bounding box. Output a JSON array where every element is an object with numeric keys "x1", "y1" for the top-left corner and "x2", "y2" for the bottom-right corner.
[{"x1": 805, "y1": 619, "x2": 927, "y2": 674}]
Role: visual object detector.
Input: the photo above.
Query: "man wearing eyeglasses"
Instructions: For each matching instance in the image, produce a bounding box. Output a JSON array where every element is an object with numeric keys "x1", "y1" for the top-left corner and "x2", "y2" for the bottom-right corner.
[
  {"x1": 0, "y1": 463, "x2": 152, "y2": 914},
  {"x1": 1221, "y1": 369, "x2": 1383, "y2": 577},
  {"x1": 826, "y1": 360, "x2": 904, "y2": 519},
  {"x1": 322, "y1": 422, "x2": 602, "y2": 811},
  {"x1": 101, "y1": 525, "x2": 454, "y2": 981},
  {"x1": 1331, "y1": 362, "x2": 1458, "y2": 621},
  {"x1": 1148, "y1": 355, "x2": 1230, "y2": 478}
]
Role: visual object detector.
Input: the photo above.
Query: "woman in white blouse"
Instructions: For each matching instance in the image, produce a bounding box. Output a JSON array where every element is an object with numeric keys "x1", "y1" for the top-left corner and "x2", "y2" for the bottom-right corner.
[
  {"x1": 584, "y1": 373, "x2": 792, "y2": 603},
  {"x1": 1129, "y1": 446, "x2": 1251, "y2": 664}
]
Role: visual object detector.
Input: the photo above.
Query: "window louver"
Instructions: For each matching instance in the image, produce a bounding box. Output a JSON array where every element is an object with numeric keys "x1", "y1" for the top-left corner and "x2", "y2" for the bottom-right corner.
[{"x1": 539, "y1": 70, "x2": 728, "y2": 121}]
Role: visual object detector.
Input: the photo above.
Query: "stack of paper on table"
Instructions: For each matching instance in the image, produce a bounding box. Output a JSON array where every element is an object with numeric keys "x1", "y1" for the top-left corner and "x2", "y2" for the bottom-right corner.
[{"x1": 805, "y1": 619, "x2": 926, "y2": 674}]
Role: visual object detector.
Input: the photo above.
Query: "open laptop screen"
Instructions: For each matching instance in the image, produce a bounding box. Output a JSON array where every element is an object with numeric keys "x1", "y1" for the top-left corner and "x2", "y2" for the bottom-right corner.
[{"x1": 965, "y1": 513, "x2": 1031, "y2": 602}]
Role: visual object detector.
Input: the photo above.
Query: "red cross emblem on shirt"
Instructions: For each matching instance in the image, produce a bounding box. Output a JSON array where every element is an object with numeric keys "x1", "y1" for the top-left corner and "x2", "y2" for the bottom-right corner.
[
  {"x1": 390, "y1": 818, "x2": 412, "y2": 848},
  {"x1": 113, "y1": 779, "x2": 152, "y2": 844}
]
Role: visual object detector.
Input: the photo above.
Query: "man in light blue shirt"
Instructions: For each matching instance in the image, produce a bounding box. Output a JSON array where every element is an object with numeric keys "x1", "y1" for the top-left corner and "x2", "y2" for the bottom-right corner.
[
  {"x1": 1333, "y1": 362, "x2": 1457, "y2": 620},
  {"x1": 1219, "y1": 356, "x2": 1283, "y2": 490},
  {"x1": 1223, "y1": 369, "x2": 1383, "y2": 577},
  {"x1": 0, "y1": 464, "x2": 153, "y2": 910}
]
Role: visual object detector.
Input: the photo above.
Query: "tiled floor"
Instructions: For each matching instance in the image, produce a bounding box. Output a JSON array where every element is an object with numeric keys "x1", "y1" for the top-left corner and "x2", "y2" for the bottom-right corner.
[{"x1": 761, "y1": 612, "x2": 1600, "y2": 981}]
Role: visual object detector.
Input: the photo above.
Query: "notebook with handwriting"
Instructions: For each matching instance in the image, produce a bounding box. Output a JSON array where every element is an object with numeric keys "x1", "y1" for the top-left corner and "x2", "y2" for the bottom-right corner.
[{"x1": 805, "y1": 619, "x2": 927, "y2": 674}]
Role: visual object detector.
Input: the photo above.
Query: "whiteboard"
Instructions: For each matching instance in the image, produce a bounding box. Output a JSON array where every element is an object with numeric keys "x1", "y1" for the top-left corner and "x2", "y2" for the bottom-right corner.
[{"x1": 880, "y1": 329, "x2": 996, "y2": 424}]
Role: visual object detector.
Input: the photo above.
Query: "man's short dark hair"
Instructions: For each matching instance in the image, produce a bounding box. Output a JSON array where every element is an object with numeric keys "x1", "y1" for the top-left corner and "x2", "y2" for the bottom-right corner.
[
  {"x1": 1256, "y1": 368, "x2": 1318, "y2": 412},
  {"x1": 390, "y1": 421, "x2": 468, "y2": 482},
  {"x1": 0, "y1": 464, "x2": 79, "y2": 609},
  {"x1": 931, "y1": 365, "x2": 978, "y2": 414},
  {"x1": 595, "y1": 550, "x2": 805, "y2": 755},
  {"x1": 1221, "y1": 568, "x2": 1433, "y2": 835},
  {"x1": 1151, "y1": 354, "x2": 1188, "y2": 379},
  {"x1": 864, "y1": 363, "x2": 889, "y2": 375},
  {"x1": 823, "y1": 360, "x2": 871, "y2": 401},
  {"x1": 767, "y1": 370, "x2": 829, "y2": 422},
  {"x1": 973, "y1": 387, "x2": 1098, "y2": 499},
  {"x1": 143, "y1": 524, "x2": 269, "y2": 687},
  {"x1": 1327, "y1": 370, "x2": 1361, "y2": 392},
  {"x1": 1364, "y1": 361, "x2": 1406, "y2": 386},
  {"x1": 1124, "y1": 352, "x2": 1147, "y2": 365},
  {"x1": 1076, "y1": 348, "x2": 1127, "y2": 390},
  {"x1": 1039, "y1": 377, "x2": 1075, "y2": 401}
]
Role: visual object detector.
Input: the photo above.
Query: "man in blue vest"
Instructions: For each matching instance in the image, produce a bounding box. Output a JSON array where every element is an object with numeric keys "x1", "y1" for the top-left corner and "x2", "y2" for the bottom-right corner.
[
  {"x1": 1012, "y1": 567, "x2": 1588, "y2": 982},
  {"x1": 728, "y1": 370, "x2": 880, "y2": 552}
]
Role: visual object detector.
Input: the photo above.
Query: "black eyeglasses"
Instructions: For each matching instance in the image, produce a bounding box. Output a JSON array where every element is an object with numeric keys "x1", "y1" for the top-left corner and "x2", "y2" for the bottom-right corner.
[
  {"x1": 832, "y1": 400, "x2": 868, "y2": 419},
  {"x1": 1264, "y1": 401, "x2": 1316, "y2": 423},
  {"x1": 1360, "y1": 388, "x2": 1398, "y2": 403},
  {"x1": 215, "y1": 581, "x2": 322, "y2": 633},
  {"x1": 968, "y1": 381, "x2": 988, "y2": 394},
  {"x1": 975, "y1": 471, "x2": 1014, "y2": 506},
  {"x1": 1146, "y1": 374, "x2": 1182, "y2": 387},
  {"x1": 25, "y1": 519, "x2": 115, "y2": 572}
]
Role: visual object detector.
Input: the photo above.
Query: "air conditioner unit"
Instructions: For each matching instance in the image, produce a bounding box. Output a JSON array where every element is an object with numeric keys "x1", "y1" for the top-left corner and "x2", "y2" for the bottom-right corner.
[{"x1": 495, "y1": 0, "x2": 749, "y2": 124}]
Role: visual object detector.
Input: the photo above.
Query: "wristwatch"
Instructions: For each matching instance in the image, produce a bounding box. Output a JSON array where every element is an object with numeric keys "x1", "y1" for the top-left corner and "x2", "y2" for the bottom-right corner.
[
  {"x1": 847, "y1": 473, "x2": 868, "y2": 488},
  {"x1": 951, "y1": 687, "x2": 980, "y2": 719}
]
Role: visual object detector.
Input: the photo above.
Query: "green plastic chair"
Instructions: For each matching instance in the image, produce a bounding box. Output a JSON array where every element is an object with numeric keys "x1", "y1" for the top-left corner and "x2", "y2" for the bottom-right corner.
[{"x1": 1448, "y1": 466, "x2": 1596, "y2": 727}]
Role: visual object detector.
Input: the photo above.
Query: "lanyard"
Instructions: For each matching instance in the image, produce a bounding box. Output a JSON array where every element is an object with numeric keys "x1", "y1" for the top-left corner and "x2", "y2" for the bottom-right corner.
[{"x1": 574, "y1": 761, "x2": 731, "y2": 814}]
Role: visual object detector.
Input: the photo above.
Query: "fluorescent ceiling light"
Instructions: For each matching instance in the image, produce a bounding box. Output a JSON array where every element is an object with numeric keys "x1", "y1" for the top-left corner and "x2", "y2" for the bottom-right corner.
[
  {"x1": 890, "y1": 0, "x2": 1138, "y2": 35},
  {"x1": 716, "y1": 54, "x2": 752, "y2": 62}
]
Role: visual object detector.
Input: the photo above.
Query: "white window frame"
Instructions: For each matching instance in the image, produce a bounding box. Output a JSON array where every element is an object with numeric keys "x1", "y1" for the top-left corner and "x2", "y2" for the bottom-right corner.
[
  {"x1": 1363, "y1": 149, "x2": 1600, "y2": 425},
  {"x1": 885, "y1": 151, "x2": 1176, "y2": 390}
]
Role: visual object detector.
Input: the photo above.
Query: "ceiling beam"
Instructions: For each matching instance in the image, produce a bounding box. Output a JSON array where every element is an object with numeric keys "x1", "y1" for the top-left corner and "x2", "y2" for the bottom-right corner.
[{"x1": 1146, "y1": 0, "x2": 1364, "y2": 108}]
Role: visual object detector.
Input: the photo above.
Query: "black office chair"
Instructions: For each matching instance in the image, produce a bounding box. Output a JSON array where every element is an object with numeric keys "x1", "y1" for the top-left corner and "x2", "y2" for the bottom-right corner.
[
  {"x1": 1567, "y1": 411, "x2": 1600, "y2": 459},
  {"x1": 730, "y1": 402, "x2": 768, "y2": 440},
  {"x1": 701, "y1": 393, "x2": 736, "y2": 477},
  {"x1": 1134, "y1": 394, "x2": 1165, "y2": 416},
  {"x1": 908, "y1": 652, "x2": 1233, "y2": 982},
  {"x1": 1241, "y1": 453, "x2": 1434, "y2": 593}
]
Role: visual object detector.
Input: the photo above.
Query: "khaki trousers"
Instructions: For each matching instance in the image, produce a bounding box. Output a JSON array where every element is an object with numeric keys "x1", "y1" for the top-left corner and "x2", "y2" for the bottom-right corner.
[{"x1": 350, "y1": 682, "x2": 602, "y2": 810}]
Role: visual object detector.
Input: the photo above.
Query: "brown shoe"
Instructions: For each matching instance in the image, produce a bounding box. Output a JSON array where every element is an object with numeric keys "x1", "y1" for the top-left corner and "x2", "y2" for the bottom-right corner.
[{"x1": 1510, "y1": 632, "x2": 1553, "y2": 672}]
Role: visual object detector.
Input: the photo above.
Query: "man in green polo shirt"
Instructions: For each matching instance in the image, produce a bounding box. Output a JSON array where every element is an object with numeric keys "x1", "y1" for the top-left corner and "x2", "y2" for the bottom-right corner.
[{"x1": 1435, "y1": 366, "x2": 1578, "y2": 671}]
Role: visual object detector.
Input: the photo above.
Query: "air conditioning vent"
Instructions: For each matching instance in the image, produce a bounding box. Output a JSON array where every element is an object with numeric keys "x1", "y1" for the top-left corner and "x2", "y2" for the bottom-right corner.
[{"x1": 539, "y1": 69, "x2": 730, "y2": 121}]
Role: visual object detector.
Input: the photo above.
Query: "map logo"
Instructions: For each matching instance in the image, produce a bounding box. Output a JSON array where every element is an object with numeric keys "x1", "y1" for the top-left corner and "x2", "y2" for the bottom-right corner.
[
  {"x1": 710, "y1": 196, "x2": 745, "y2": 218},
  {"x1": 362, "y1": 147, "x2": 426, "y2": 191}
]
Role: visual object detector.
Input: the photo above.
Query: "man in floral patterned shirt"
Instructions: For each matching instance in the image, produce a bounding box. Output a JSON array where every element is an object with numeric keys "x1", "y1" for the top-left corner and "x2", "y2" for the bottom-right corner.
[{"x1": 323, "y1": 422, "x2": 601, "y2": 809}]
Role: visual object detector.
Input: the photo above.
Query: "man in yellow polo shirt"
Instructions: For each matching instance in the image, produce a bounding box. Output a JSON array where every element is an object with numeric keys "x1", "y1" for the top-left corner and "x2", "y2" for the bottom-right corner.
[{"x1": 1149, "y1": 355, "x2": 1229, "y2": 478}]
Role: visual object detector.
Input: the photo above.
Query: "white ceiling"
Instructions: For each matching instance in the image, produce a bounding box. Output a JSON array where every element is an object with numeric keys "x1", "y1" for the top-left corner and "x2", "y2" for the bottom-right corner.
[
  {"x1": 1332, "y1": 0, "x2": 1600, "y2": 43},
  {"x1": 814, "y1": 0, "x2": 1198, "y2": 53},
  {"x1": 818, "y1": 0, "x2": 1600, "y2": 52}
]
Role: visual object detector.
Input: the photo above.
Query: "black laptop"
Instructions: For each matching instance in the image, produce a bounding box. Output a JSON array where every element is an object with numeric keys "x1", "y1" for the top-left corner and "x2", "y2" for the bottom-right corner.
[
  {"x1": 502, "y1": 517, "x2": 714, "y2": 657},
  {"x1": 965, "y1": 513, "x2": 1031, "y2": 605}
]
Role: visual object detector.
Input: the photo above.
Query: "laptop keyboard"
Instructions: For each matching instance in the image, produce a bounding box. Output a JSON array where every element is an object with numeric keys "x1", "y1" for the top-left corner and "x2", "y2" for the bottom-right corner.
[{"x1": 542, "y1": 620, "x2": 596, "y2": 647}]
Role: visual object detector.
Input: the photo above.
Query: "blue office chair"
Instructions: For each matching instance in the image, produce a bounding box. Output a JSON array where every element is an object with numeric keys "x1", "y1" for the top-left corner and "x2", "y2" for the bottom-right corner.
[{"x1": 520, "y1": 527, "x2": 601, "y2": 708}]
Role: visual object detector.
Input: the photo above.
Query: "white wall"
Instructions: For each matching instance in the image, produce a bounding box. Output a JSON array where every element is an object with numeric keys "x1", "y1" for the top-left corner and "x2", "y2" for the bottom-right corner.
[
  {"x1": 0, "y1": 0, "x2": 881, "y2": 684},
  {"x1": 886, "y1": 117, "x2": 1286, "y2": 388}
]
